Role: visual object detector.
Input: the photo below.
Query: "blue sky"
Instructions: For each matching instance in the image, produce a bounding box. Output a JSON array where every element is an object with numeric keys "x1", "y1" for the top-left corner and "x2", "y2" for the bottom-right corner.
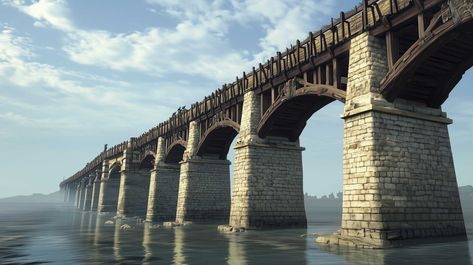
[{"x1": 0, "y1": 0, "x2": 471, "y2": 198}]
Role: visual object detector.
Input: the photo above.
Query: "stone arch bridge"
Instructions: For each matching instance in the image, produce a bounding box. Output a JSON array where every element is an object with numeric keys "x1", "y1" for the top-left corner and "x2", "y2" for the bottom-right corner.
[{"x1": 60, "y1": 0, "x2": 473, "y2": 247}]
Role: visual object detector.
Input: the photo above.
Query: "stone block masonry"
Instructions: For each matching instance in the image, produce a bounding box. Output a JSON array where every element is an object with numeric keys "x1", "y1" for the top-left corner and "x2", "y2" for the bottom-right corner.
[
  {"x1": 117, "y1": 168, "x2": 151, "y2": 218},
  {"x1": 229, "y1": 138, "x2": 306, "y2": 228},
  {"x1": 227, "y1": 90, "x2": 307, "y2": 229},
  {"x1": 175, "y1": 158, "x2": 231, "y2": 223},
  {"x1": 175, "y1": 122, "x2": 231, "y2": 223},
  {"x1": 82, "y1": 180, "x2": 92, "y2": 211},
  {"x1": 146, "y1": 137, "x2": 180, "y2": 223},
  {"x1": 76, "y1": 184, "x2": 84, "y2": 209},
  {"x1": 316, "y1": 32, "x2": 466, "y2": 248},
  {"x1": 97, "y1": 178, "x2": 120, "y2": 213},
  {"x1": 90, "y1": 176, "x2": 101, "y2": 211},
  {"x1": 97, "y1": 160, "x2": 121, "y2": 213},
  {"x1": 146, "y1": 164, "x2": 180, "y2": 222}
]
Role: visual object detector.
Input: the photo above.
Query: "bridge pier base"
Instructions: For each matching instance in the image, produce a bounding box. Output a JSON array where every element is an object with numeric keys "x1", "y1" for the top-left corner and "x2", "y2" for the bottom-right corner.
[
  {"x1": 229, "y1": 139, "x2": 306, "y2": 229},
  {"x1": 175, "y1": 158, "x2": 231, "y2": 224},
  {"x1": 174, "y1": 121, "x2": 231, "y2": 224},
  {"x1": 116, "y1": 168, "x2": 151, "y2": 218},
  {"x1": 78, "y1": 184, "x2": 86, "y2": 209},
  {"x1": 68, "y1": 185, "x2": 76, "y2": 204},
  {"x1": 90, "y1": 175, "x2": 101, "y2": 211},
  {"x1": 146, "y1": 137, "x2": 180, "y2": 223},
  {"x1": 146, "y1": 164, "x2": 180, "y2": 222},
  {"x1": 316, "y1": 32, "x2": 466, "y2": 248},
  {"x1": 225, "y1": 90, "x2": 306, "y2": 230},
  {"x1": 97, "y1": 178, "x2": 120, "y2": 213},
  {"x1": 82, "y1": 180, "x2": 93, "y2": 211},
  {"x1": 97, "y1": 160, "x2": 121, "y2": 213}
]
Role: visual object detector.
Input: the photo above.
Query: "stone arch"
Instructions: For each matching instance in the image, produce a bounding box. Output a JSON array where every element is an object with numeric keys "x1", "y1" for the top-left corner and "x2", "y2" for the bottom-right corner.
[
  {"x1": 257, "y1": 84, "x2": 346, "y2": 141},
  {"x1": 165, "y1": 140, "x2": 187, "y2": 164},
  {"x1": 108, "y1": 162, "x2": 122, "y2": 180},
  {"x1": 196, "y1": 119, "x2": 240, "y2": 159},
  {"x1": 139, "y1": 153, "x2": 156, "y2": 170},
  {"x1": 381, "y1": 11, "x2": 473, "y2": 107}
]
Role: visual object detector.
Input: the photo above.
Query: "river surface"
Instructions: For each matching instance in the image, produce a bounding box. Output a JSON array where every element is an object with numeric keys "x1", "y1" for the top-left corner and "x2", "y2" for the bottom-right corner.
[{"x1": 0, "y1": 202, "x2": 472, "y2": 265}]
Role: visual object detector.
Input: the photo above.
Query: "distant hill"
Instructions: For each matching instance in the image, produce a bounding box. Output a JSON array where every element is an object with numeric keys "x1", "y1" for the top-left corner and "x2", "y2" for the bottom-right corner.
[{"x1": 0, "y1": 190, "x2": 63, "y2": 203}]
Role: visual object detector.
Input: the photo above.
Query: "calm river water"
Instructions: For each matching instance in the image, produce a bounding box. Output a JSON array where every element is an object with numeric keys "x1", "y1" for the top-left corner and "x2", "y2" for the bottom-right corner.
[{"x1": 0, "y1": 203, "x2": 472, "y2": 265}]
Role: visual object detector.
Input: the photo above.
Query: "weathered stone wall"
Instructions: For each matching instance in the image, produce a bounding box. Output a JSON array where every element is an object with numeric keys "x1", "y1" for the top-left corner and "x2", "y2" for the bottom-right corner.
[
  {"x1": 341, "y1": 105, "x2": 466, "y2": 245},
  {"x1": 146, "y1": 164, "x2": 180, "y2": 222},
  {"x1": 146, "y1": 137, "x2": 180, "y2": 222},
  {"x1": 67, "y1": 185, "x2": 76, "y2": 204},
  {"x1": 332, "y1": 32, "x2": 466, "y2": 247},
  {"x1": 230, "y1": 138, "x2": 306, "y2": 228},
  {"x1": 175, "y1": 158, "x2": 231, "y2": 223},
  {"x1": 97, "y1": 160, "x2": 121, "y2": 213},
  {"x1": 90, "y1": 177, "x2": 101, "y2": 211},
  {"x1": 97, "y1": 178, "x2": 120, "y2": 213},
  {"x1": 228, "y1": 90, "x2": 306, "y2": 229},
  {"x1": 175, "y1": 121, "x2": 231, "y2": 223},
  {"x1": 82, "y1": 182, "x2": 92, "y2": 211},
  {"x1": 76, "y1": 185, "x2": 84, "y2": 209},
  {"x1": 117, "y1": 168, "x2": 151, "y2": 218}
]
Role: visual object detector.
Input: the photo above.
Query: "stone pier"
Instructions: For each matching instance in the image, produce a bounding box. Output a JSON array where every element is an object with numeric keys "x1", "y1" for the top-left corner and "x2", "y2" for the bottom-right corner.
[
  {"x1": 89, "y1": 171, "x2": 101, "y2": 211},
  {"x1": 68, "y1": 185, "x2": 76, "y2": 204},
  {"x1": 116, "y1": 144, "x2": 152, "y2": 218},
  {"x1": 316, "y1": 33, "x2": 466, "y2": 248},
  {"x1": 226, "y1": 90, "x2": 307, "y2": 230},
  {"x1": 76, "y1": 183, "x2": 85, "y2": 209},
  {"x1": 97, "y1": 160, "x2": 121, "y2": 213},
  {"x1": 146, "y1": 137, "x2": 180, "y2": 223},
  {"x1": 175, "y1": 121, "x2": 231, "y2": 224},
  {"x1": 82, "y1": 177, "x2": 93, "y2": 211}
]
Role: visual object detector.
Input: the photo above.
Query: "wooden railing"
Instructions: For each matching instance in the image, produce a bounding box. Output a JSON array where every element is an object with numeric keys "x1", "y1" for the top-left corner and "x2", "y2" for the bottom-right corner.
[{"x1": 61, "y1": 0, "x2": 414, "y2": 186}]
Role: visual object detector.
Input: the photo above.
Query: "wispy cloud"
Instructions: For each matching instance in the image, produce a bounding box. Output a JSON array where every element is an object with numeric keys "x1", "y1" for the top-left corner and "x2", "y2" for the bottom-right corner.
[{"x1": 3, "y1": 0, "x2": 334, "y2": 84}]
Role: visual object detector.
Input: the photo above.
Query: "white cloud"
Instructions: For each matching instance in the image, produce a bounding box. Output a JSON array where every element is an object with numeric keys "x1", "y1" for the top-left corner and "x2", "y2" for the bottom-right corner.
[
  {"x1": 0, "y1": 26, "x2": 182, "y2": 133},
  {"x1": 231, "y1": 0, "x2": 334, "y2": 61},
  {"x1": 2, "y1": 0, "x2": 334, "y2": 84},
  {"x1": 3, "y1": 0, "x2": 74, "y2": 31}
]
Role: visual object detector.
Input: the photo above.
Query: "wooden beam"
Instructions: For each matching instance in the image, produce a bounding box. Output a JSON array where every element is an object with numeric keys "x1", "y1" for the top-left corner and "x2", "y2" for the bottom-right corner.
[
  {"x1": 414, "y1": 0, "x2": 424, "y2": 11},
  {"x1": 418, "y1": 12, "x2": 425, "y2": 38},
  {"x1": 386, "y1": 31, "x2": 400, "y2": 70},
  {"x1": 371, "y1": 0, "x2": 443, "y2": 36}
]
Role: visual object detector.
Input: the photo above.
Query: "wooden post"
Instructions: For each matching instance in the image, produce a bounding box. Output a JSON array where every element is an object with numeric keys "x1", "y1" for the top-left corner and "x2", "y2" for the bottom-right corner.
[
  {"x1": 325, "y1": 64, "x2": 331, "y2": 85},
  {"x1": 332, "y1": 58, "x2": 339, "y2": 89},
  {"x1": 386, "y1": 31, "x2": 399, "y2": 70},
  {"x1": 418, "y1": 13, "x2": 425, "y2": 38},
  {"x1": 362, "y1": 0, "x2": 368, "y2": 30}
]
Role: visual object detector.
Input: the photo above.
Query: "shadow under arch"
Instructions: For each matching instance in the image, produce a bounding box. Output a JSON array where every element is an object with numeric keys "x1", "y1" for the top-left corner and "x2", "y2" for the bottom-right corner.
[
  {"x1": 257, "y1": 84, "x2": 346, "y2": 141},
  {"x1": 196, "y1": 119, "x2": 240, "y2": 159},
  {"x1": 165, "y1": 140, "x2": 187, "y2": 164}
]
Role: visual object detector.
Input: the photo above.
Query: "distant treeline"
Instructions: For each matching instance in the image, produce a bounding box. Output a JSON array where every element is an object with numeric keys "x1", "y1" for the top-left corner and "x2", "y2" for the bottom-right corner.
[{"x1": 305, "y1": 185, "x2": 473, "y2": 203}]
